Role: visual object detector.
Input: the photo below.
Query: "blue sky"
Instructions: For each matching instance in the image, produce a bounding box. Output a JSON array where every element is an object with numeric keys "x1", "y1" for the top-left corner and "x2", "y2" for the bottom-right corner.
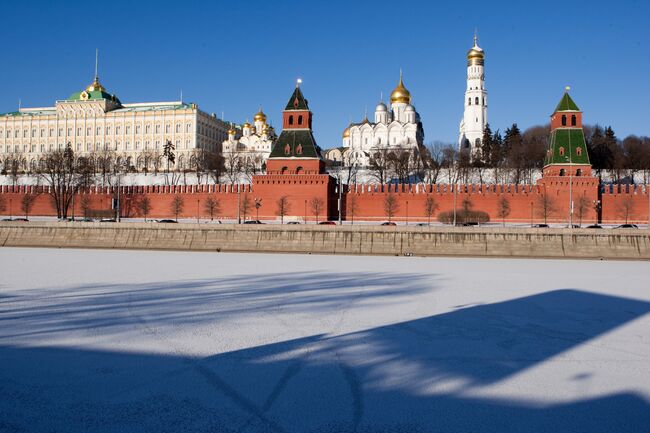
[{"x1": 1, "y1": 0, "x2": 648, "y2": 149}]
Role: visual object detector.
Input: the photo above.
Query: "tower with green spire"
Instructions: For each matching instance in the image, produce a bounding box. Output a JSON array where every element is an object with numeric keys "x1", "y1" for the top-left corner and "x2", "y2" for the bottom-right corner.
[{"x1": 543, "y1": 87, "x2": 592, "y2": 177}]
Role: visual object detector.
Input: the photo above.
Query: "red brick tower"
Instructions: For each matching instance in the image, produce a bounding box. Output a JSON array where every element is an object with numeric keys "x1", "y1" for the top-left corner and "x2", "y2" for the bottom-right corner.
[
  {"x1": 253, "y1": 82, "x2": 335, "y2": 221},
  {"x1": 538, "y1": 88, "x2": 599, "y2": 224}
]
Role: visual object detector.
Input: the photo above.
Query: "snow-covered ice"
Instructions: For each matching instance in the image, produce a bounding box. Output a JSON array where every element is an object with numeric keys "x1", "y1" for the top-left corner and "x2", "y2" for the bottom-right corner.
[{"x1": 1, "y1": 248, "x2": 650, "y2": 432}]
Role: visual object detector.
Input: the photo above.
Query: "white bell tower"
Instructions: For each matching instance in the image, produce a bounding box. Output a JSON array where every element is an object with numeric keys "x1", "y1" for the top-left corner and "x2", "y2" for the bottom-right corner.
[{"x1": 459, "y1": 34, "x2": 487, "y2": 156}]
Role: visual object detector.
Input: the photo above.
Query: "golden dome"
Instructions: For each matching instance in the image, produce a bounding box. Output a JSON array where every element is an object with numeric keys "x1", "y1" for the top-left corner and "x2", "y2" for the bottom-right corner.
[
  {"x1": 390, "y1": 72, "x2": 411, "y2": 104},
  {"x1": 228, "y1": 127, "x2": 236, "y2": 135},
  {"x1": 342, "y1": 124, "x2": 351, "y2": 138},
  {"x1": 253, "y1": 109, "x2": 267, "y2": 122},
  {"x1": 243, "y1": 121, "x2": 251, "y2": 129},
  {"x1": 467, "y1": 35, "x2": 485, "y2": 65},
  {"x1": 86, "y1": 77, "x2": 106, "y2": 93}
]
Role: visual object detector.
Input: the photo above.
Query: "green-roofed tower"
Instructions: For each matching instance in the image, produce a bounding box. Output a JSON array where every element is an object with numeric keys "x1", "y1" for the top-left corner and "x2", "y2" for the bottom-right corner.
[
  {"x1": 543, "y1": 87, "x2": 592, "y2": 177},
  {"x1": 266, "y1": 80, "x2": 325, "y2": 174}
]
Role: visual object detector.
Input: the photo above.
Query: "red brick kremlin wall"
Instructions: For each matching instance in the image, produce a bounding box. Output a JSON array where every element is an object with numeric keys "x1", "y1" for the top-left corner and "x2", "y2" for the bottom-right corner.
[{"x1": 2, "y1": 182, "x2": 648, "y2": 224}]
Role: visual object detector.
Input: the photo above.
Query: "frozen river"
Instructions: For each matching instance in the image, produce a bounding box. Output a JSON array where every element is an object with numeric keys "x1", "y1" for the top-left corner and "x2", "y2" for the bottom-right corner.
[{"x1": 1, "y1": 248, "x2": 650, "y2": 432}]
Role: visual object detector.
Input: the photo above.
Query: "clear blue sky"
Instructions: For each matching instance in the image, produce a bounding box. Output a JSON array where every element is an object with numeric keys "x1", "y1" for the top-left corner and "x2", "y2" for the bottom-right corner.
[{"x1": 1, "y1": 0, "x2": 648, "y2": 149}]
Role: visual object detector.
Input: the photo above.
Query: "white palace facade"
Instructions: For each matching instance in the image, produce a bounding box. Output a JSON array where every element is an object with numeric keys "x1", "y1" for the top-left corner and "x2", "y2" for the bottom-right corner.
[
  {"x1": 0, "y1": 72, "x2": 230, "y2": 171},
  {"x1": 331, "y1": 73, "x2": 424, "y2": 167}
]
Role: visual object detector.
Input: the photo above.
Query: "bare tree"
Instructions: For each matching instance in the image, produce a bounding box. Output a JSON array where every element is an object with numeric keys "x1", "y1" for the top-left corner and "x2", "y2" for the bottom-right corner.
[
  {"x1": 240, "y1": 194, "x2": 253, "y2": 222},
  {"x1": 204, "y1": 196, "x2": 220, "y2": 221},
  {"x1": 347, "y1": 193, "x2": 358, "y2": 225},
  {"x1": 20, "y1": 192, "x2": 39, "y2": 219},
  {"x1": 171, "y1": 196, "x2": 184, "y2": 222},
  {"x1": 138, "y1": 196, "x2": 152, "y2": 222},
  {"x1": 575, "y1": 194, "x2": 591, "y2": 227},
  {"x1": 496, "y1": 196, "x2": 511, "y2": 226},
  {"x1": 224, "y1": 152, "x2": 244, "y2": 184},
  {"x1": 344, "y1": 151, "x2": 360, "y2": 184},
  {"x1": 0, "y1": 195, "x2": 6, "y2": 214},
  {"x1": 422, "y1": 141, "x2": 445, "y2": 184},
  {"x1": 388, "y1": 148, "x2": 412, "y2": 183},
  {"x1": 536, "y1": 192, "x2": 557, "y2": 224},
  {"x1": 4, "y1": 154, "x2": 26, "y2": 186},
  {"x1": 276, "y1": 196, "x2": 291, "y2": 224},
  {"x1": 616, "y1": 195, "x2": 635, "y2": 224},
  {"x1": 309, "y1": 196, "x2": 325, "y2": 223},
  {"x1": 80, "y1": 195, "x2": 92, "y2": 219},
  {"x1": 368, "y1": 149, "x2": 391, "y2": 185},
  {"x1": 37, "y1": 144, "x2": 83, "y2": 219},
  {"x1": 384, "y1": 193, "x2": 400, "y2": 222},
  {"x1": 423, "y1": 195, "x2": 439, "y2": 226}
]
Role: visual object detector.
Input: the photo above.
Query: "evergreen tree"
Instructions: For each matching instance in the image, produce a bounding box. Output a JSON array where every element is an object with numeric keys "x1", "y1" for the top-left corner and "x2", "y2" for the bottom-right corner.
[
  {"x1": 490, "y1": 130, "x2": 503, "y2": 168},
  {"x1": 480, "y1": 124, "x2": 493, "y2": 166},
  {"x1": 588, "y1": 126, "x2": 612, "y2": 176}
]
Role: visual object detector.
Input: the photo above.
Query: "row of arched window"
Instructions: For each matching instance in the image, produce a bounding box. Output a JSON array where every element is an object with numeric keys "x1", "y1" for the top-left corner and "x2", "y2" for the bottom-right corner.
[
  {"x1": 288, "y1": 115, "x2": 304, "y2": 126},
  {"x1": 561, "y1": 115, "x2": 577, "y2": 126},
  {"x1": 468, "y1": 97, "x2": 486, "y2": 106}
]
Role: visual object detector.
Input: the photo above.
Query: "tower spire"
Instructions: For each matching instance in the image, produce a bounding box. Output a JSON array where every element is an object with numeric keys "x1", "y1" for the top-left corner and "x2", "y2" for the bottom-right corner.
[
  {"x1": 473, "y1": 29, "x2": 478, "y2": 47},
  {"x1": 94, "y1": 48, "x2": 99, "y2": 82}
]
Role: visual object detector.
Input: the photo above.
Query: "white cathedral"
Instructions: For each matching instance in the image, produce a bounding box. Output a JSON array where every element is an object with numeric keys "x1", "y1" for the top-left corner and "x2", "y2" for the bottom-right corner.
[
  {"x1": 221, "y1": 109, "x2": 276, "y2": 169},
  {"x1": 335, "y1": 73, "x2": 424, "y2": 167},
  {"x1": 458, "y1": 35, "x2": 488, "y2": 156}
]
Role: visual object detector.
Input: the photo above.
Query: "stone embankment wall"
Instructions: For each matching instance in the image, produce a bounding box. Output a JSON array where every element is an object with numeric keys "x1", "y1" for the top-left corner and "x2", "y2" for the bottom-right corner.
[{"x1": 1, "y1": 222, "x2": 649, "y2": 260}]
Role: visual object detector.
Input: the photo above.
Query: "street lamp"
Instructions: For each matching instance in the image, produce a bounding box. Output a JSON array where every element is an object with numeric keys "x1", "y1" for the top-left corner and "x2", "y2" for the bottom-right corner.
[
  {"x1": 406, "y1": 200, "x2": 409, "y2": 226},
  {"x1": 304, "y1": 199, "x2": 307, "y2": 223},
  {"x1": 197, "y1": 199, "x2": 200, "y2": 224}
]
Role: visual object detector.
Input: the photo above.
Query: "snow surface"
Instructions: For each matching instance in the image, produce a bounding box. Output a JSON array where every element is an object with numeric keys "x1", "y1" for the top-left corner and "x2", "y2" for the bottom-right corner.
[{"x1": 1, "y1": 248, "x2": 650, "y2": 432}]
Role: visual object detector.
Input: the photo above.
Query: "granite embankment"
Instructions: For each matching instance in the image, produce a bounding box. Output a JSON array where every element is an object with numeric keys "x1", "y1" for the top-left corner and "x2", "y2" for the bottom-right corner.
[{"x1": 1, "y1": 222, "x2": 649, "y2": 259}]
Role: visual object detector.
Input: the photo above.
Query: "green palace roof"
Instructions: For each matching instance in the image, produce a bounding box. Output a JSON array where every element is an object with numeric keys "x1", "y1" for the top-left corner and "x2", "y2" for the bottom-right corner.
[
  {"x1": 67, "y1": 77, "x2": 121, "y2": 104},
  {"x1": 269, "y1": 130, "x2": 322, "y2": 159},
  {"x1": 555, "y1": 92, "x2": 580, "y2": 112},
  {"x1": 544, "y1": 128, "x2": 590, "y2": 166}
]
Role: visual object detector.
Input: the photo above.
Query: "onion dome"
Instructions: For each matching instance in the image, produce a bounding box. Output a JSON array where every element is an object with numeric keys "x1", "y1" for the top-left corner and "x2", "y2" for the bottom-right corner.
[
  {"x1": 242, "y1": 121, "x2": 251, "y2": 129},
  {"x1": 86, "y1": 77, "x2": 106, "y2": 93},
  {"x1": 227, "y1": 127, "x2": 236, "y2": 136},
  {"x1": 467, "y1": 34, "x2": 485, "y2": 66},
  {"x1": 404, "y1": 104, "x2": 415, "y2": 112},
  {"x1": 375, "y1": 102, "x2": 388, "y2": 112},
  {"x1": 390, "y1": 72, "x2": 411, "y2": 104},
  {"x1": 253, "y1": 109, "x2": 267, "y2": 122},
  {"x1": 342, "y1": 124, "x2": 351, "y2": 138}
]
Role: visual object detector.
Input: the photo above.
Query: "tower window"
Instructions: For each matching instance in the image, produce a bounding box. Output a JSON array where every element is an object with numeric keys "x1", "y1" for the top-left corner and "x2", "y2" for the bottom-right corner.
[
  {"x1": 298, "y1": 115, "x2": 303, "y2": 125},
  {"x1": 576, "y1": 147, "x2": 582, "y2": 156},
  {"x1": 559, "y1": 147, "x2": 565, "y2": 156},
  {"x1": 468, "y1": 98, "x2": 471, "y2": 105},
  {"x1": 576, "y1": 169, "x2": 582, "y2": 176},
  {"x1": 571, "y1": 115, "x2": 577, "y2": 126},
  {"x1": 561, "y1": 115, "x2": 567, "y2": 126},
  {"x1": 289, "y1": 115, "x2": 294, "y2": 125},
  {"x1": 475, "y1": 97, "x2": 479, "y2": 105},
  {"x1": 559, "y1": 169, "x2": 565, "y2": 176}
]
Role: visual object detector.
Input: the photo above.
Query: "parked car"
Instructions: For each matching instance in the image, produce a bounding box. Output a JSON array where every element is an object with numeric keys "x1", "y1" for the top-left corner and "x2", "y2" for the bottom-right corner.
[
  {"x1": 1, "y1": 218, "x2": 13, "y2": 222},
  {"x1": 532, "y1": 223, "x2": 549, "y2": 228},
  {"x1": 12, "y1": 218, "x2": 29, "y2": 222},
  {"x1": 586, "y1": 224, "x2": 603, "y2": 229},
  {"x1": 457, "y1": 222, "x2": 478, "y2": 227},
  {"x1": 100, "y1": 218, "x2": 117, "y2": 223},
  {"x1": 615, "y1": 224, "x2": 638, "y2": 229},
  {"x1": 287, "y1": 221, "x2": 301, "y2": 225},
  {"x1": 318, "y1": 221, "x2": 336, "y2": 225},
  {"x1": 381, "y1": 222, "x2": 397, "y2": 226},
  {"x1": 157, "y1": 219, "x2": 177, "y2": 223},
  {"x1": 243, "y1": 220, "x2": 264, "y2": 224},
  {"x1": 416, "y1": 223, "x2": 429, "y2": 227}
]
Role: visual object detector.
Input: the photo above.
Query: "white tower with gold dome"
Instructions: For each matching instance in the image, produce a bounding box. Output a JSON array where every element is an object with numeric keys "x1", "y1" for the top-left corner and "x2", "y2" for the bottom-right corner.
[
  {"x1": 337, "y1": 72, "x2": 424, "y2": 167},
  {"x1": 459, "y1": 34, "x2": 488, "y2": 157}
]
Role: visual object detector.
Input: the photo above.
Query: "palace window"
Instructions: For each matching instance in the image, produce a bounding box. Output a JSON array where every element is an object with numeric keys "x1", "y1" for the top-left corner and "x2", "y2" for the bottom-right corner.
[
  {"x1": 186, "y1": 123, "x2": 192, "y2": 133},
  {"x1": 15, "y1": 130, "x2": 19, "y2": 138},
  {"x1": 116, "y1": 126, "x2": 122, "y2": 134},
  {"x1": 77, "y1": 128, "x2": 82, "y2": 136},
  {"x1": 67, "y1": 128, "x2": 72, "y2": 136},
  {"x1": 126, "y1": 125, "x2": 131, "y2": 134},
  {"x1": 106, "y1": 126, "x2": 111, "y2": 135},
  {"x1": 58, "y1": 128, "x2": 63, "y2": 137},
  {"x1": 166, "y1": 124, "x2": 170, "y2": 134},
  {"x1": 155, "y1": 124, "x2": 160, "y2": 134},
  {"x1": 136, "y1": 141, "x2": 141, "y2": 150},
  {"x1": 86, "y1": 127, "x2": 91, "y2": 136},
  {"x1": 135, "y1": 124, "x2": 141, "y2": 134},
  {"x1": 31, "y1": 129, "x2": 36, "y2": 138},
  {"x1": 49, "y1": 128, "x2": 54, "y2": 137},
  {"x1": 96, "y1": 127, "x2": 101, "y2": 135},
  {"x1": 40, "y1": 129, "x2": 45, "y2": 137},
  {"x1": 145, "y1": 124, "x2": 151, "y2": 134},
  {"x1": 4, "y1": 129, "x2": 9, "y2": 138}
]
